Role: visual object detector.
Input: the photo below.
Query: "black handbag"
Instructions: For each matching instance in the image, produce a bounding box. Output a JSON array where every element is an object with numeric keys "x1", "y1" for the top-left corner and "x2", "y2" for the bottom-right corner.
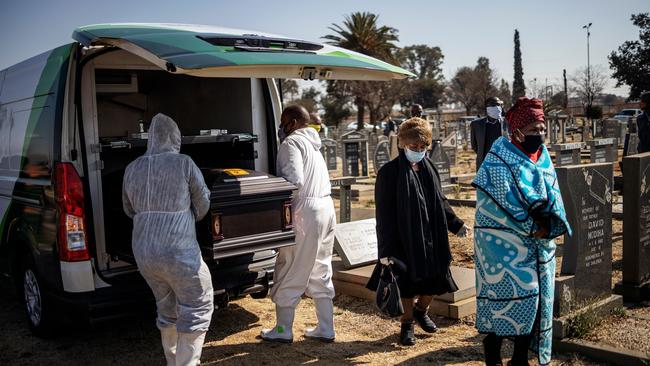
[{"x1": 375, "y1": 258, "x2": 405, "y2": 318}]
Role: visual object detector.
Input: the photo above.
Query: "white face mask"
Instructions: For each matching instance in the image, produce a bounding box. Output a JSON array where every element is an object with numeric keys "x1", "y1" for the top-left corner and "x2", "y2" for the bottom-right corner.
[
  {"x1": 486, "y1": 106, "x2": 503, "y2": 120},
  {"x1": 405, "y1": 147, "x2": 427, "y2": 163}
]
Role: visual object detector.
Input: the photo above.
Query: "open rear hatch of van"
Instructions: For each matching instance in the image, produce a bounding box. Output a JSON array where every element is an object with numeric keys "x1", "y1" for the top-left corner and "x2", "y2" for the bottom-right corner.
[{"x1": 73, "y1": 23, "x2": 415, "y2": 81}]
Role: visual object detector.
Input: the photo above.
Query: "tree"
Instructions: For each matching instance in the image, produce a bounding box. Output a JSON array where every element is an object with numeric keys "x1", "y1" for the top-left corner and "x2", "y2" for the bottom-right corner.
[
  {"x1": 449, "y1": 66, "x2": 480, "y2": 115},
  {"x1": 291, "y1": 86, "x2": 320, "y2": 113},
  {"x1": 448, "y1": 57, "x2": 499, "y2": 115},
  {"x1": 323, "y1": 12, "x2": 399, "y2": 62},
  {"x1": 280, "y1": 79, "x2": 299, "y2": 102},
  {"x1": 570, "y1": 65, "x2": 609, "y2": 112},
  {"x1": 512, "y1": 29, "x2": 526, "y2": 102},
  {"x1": 397, "y1": 45, "x2": 446, "y2": 109},
  {"x1": 323, "y1": 12, "x2": 400, "y2": 128},
  {"x1": 322, "y1": 81, "x2": 352, "y2": 127},
  {"x1": 609, "y1": 13, "x2": 650, "y2": 100},
  {"x1": 474, "y1": 57, "x2": 499, "y2": 109},
  {"x1": 497, "y1": 79, "x2": 513, "y2": 109}
]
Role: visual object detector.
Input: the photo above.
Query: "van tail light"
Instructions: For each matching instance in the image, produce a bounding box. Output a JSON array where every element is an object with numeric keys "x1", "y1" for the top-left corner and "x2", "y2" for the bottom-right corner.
[
  {"x1": 55, "y1": 163, "x2": 90, "y2": 262},
  {"x1": 211, "y1": 212, "x2": 224, "y2": 241},
  {"x1": 282, "y1": 201, "x2": 293, "y2": 230}
]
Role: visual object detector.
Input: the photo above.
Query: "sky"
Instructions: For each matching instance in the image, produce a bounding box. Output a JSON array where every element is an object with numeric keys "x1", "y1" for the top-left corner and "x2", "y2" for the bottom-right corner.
[{"x1": 1, "y1": 0, "x2": 647, "y2": 96}]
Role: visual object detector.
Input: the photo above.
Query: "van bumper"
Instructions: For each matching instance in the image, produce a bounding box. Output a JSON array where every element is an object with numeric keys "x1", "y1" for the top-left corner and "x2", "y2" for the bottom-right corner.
[{"x1": 47, "y1": 251, "x2": 277, "y2": 324}]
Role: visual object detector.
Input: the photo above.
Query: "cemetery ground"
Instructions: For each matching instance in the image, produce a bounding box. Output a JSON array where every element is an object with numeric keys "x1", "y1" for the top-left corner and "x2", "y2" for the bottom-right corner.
[{"x1": 2, "y1": 195, "x2": 647, "y2": 365}]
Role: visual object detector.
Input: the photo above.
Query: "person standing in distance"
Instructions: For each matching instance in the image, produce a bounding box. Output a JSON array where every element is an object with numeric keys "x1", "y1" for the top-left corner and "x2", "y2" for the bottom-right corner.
[{"x1": 471, "y1": 97, "x2": 506, "y2": 171}]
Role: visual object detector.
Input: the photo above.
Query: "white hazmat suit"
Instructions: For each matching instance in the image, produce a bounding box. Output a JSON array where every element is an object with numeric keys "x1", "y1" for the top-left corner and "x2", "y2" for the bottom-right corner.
[
  {"x1": 122, "y1": 113, "x2": 213, "y2": 366},
  {"x1": 261, "y1": 127, "x2": 336, "y2": 343}
]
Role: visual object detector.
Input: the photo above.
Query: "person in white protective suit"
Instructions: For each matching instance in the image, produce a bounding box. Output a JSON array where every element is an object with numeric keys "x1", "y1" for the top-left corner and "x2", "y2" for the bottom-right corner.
[
  {"x1": 122, "y1": 113, "x2": 213, "y2": 366},
  {"x1": 260, "y1": 105, "x2": 336, "y2": 343}
]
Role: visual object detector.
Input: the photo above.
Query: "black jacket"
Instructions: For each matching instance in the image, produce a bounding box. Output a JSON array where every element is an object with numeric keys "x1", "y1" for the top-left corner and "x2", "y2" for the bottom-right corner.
[
  {"x1": 366, "y1": 154, "x2": 464, "y2": 290},
  {"x1": 638, "y1": 112, "x2": 650, "y2": 153},
  {"x1": 470, "y1": 117, "x2": 505, "y2": 171}
]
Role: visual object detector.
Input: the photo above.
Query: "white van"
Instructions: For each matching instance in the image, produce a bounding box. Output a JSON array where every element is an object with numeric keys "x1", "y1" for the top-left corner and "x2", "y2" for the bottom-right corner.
[{"x1": 0, "y1": 23, "x2": 412, "y2": 335}]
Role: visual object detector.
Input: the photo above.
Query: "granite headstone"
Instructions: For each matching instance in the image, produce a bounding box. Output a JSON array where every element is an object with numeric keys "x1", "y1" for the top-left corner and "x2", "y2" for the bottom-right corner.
[
  {"x1": 555, "y1": 163, "x2": 613, "y2": 315},
  {"x1": 550, "y1": 142, "x2": 583, "y2": 167},
  {"x1": 441, "y1": 131, "x2": 458, "y2": 166},
  {"x1": 341, "y1": 131, "x2": 368, "y2": 177},
  {"x1": 333, "y1": 218, "x2": 378, "y2": 269},
  {"x1": 429, "y1": 140, "x2": 453, "y2": 194},
  {"x1": 373, "y1": 140, "x2": 391, "y2": 174},
  {"x1": 587, "y1": 138, "x2": 617, "y2": 163},
  {"x1": 320, "y1": 138, "x2": 338, "y2": 171},
  {"x1": 615, "y1": 152, "x2": 650, "y2": 301}
]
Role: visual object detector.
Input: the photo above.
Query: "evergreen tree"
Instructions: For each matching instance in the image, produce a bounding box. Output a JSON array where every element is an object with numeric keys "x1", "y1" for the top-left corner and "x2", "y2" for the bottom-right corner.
[{"x1": 512, "y1": 29, "x2": 526, "y2": 102}]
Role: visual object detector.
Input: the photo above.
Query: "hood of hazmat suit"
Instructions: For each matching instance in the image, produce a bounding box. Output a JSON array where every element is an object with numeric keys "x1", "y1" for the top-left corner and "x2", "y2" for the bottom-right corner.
[
  {"x1": 122, "y1": 113, "x2": 214, "y2": 337},
  {"x1": 270, "y1": 126, "x2": 336, "y2": 311}
]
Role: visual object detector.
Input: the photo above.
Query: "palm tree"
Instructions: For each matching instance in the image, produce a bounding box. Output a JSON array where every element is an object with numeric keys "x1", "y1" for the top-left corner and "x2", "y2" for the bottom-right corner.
[
  {"x1": 323, "y1": 12, "x2": 399, "y2": 62},
  {"x1": 323, "y1": 12, "x2": 400, "y2": 129}
]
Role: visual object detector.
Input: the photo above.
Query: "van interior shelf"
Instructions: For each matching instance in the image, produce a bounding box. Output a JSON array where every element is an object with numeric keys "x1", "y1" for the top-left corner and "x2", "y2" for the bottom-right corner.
[{"x1": 100, "y1": 133, "x2": 258, "y2": 150}]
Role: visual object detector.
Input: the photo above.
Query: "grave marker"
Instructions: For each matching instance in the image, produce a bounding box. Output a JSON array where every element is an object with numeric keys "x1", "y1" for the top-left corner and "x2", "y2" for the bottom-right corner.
[
  {"x1": 615, "y1": 152, "x2": 650, "y2": 301},
  {"x1": 429, "y1": 140, "x2": 454, "y2": 194},
  {"x1": 373, "y1": 140, "x2": 391, "y2": 174},
  {"x1": 320, "y1": 138, "x2": 338, "y2": 171},
  {"x1": 586, "y1": 138, "x2": 617, "y2": 163},
  {"x1": 333, "y1": 218, "x2": 378, "y2": 269},
  {"x1": 341, "y1": 131, "x2": 369, "y2": 177},
  {"x1": 441, "y1": 131, "x2": 458, "y2": 166},
  {"x1": 550, "y1": 142, "x2": 583, "y2": 167},
  {"x1": 555, "y1": 163, "x2": 614, "y2": 316}
]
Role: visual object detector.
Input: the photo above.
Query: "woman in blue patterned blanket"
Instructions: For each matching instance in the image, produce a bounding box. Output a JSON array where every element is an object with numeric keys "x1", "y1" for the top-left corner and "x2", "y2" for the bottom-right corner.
[{"x1": 472, "y1": 97, "x2": 571, "y2": 366}]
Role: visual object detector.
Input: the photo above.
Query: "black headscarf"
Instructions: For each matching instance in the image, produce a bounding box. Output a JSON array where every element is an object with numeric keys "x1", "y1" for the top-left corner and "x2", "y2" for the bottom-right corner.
[{"x1": 396, "y1": 150, "x2": 453, "y2": 282}]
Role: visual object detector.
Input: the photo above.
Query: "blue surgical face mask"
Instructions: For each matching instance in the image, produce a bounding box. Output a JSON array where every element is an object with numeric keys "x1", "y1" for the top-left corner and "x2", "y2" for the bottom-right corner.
[{"x1": 405, "y1": 147, "x2": 427, "y2": 163}]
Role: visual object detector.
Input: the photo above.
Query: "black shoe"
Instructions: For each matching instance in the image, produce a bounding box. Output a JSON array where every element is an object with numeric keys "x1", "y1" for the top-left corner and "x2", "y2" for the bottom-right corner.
[
  {"x1": 482, "y1": 334, "x2": 503, "y2": 366},
  {"x1": 399, "y1": 321, "x2": 416, "y2": 346},
  {"x1": 413, "y1": 306, "x2": 437, "y2": 333}
]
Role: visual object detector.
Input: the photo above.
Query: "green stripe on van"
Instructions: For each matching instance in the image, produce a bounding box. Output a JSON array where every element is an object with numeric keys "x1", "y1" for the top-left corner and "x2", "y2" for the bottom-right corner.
[{"x1": 19, "y1": 44, "x2": 73, "y2": 171}]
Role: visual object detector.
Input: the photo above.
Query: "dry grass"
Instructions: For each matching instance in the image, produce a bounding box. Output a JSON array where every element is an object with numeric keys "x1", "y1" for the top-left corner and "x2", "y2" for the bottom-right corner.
[{"x1": 0, "y1": 289, "x2": 602, "y2": 365}]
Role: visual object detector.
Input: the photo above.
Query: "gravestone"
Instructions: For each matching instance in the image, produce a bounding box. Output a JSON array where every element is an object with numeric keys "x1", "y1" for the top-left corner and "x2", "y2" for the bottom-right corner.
[
  {"x1": 341, "y1": 131, "x2": 369, "y2": 177},
  {"x1": 333, "y1": 218, "x2": 378, "y2": 269},
  {"x1": 373, "y1": 140, "x2": 391, "y2": 174},
  {"x1": 330, "y1": 177, "x2": 356, "y2": 223},
  {"x1": 615, "y1": 152, "x2": 650, "y2": 301},
  {"x1": 429, "y1": 140, "x2": 454, "y2": 194},
  {"x1": 550, "y1": 142, "x2": 583, "y2": 167},
  {"x1": 441, "y1": 131, "x2": 458, "y2": 166},
  {"x1": 320, "y1": 138, "x2": 338, "y2": 171},
  {"x1": 555, "y1": 163, "x2": 614, "y2": 316},
  {"x1": 602, "y1": 118, "x2": 626, "y2": 147},
  {"x1": 624, "y1": 133, "x2": 639, "y2": 157},
  {"x1": 586, "y1": 138, "x2": 617, "y2": 163},
  {"x1": 388, "y1": 133, "x2": 399, "y2": 160}
]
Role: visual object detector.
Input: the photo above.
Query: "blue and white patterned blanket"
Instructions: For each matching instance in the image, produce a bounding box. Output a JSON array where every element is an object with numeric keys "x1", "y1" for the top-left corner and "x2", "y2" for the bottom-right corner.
[{"x1": 472, "y1": 137, "x2": 571, "y2": 365}]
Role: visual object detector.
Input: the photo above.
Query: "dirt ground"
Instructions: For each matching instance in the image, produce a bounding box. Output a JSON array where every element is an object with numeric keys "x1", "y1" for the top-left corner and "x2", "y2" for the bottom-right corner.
[
  {"x1": 1, "y1": 143, "x2": 641, "y2": 365},
  {"x1": 0, "y1": 291, "x2": 600, "y2": 366}
]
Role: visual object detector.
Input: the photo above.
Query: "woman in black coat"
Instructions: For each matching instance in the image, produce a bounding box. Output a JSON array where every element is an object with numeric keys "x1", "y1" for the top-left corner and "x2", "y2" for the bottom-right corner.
[{"x1": 367, "y1": 118, "x2": 470, "y2": 346}]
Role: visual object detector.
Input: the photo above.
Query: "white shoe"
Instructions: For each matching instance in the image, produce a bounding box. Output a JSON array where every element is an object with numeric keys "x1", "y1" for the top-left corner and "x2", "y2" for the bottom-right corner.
[
  {"x1": 260, "y1": 306, "x2": 294, "y2": 343},
  {"x1": 176, "y1": 331, "x2": 206, "y2": 366},
  {"x1": 160, "y1": 326, "x2": 177, "y2": 366},
  {"x1": 304, "y1": 298, "x2": 335, "y2": 342}
]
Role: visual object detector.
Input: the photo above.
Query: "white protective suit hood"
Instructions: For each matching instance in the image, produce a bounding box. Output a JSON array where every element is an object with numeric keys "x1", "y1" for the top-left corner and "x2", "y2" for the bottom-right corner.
[
  {"x1": 291, "y1": 127, "x2": 322, "y2": 150},
  {"x1": 147, "y1": 113, "x2": 181, "y2": 155}
]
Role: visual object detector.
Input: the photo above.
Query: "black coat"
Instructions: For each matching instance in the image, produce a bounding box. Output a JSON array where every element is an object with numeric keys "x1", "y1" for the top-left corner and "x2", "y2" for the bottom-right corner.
[
  {"x1": 470, "y1": 117, "x2": 505, "y2": 171},
  {"x1": 366, "y1": 153, "x2": 464, "y2": 292},
  {"x1": 638, "y1": 112, "x2": 650, "y2": 153}
]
